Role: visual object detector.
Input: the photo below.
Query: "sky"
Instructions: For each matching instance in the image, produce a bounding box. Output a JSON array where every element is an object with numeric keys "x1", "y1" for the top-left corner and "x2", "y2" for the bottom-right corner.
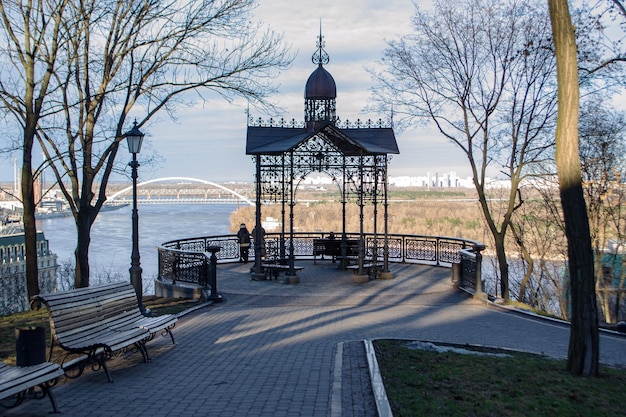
[{"x1": 0, "y1": 0, "x2": 471, "y2": 184}]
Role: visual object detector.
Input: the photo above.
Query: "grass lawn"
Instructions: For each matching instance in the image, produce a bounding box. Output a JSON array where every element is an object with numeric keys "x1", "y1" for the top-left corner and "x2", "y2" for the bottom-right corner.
[{"x1": 374, "y1": 339, "x2": 626, "y2": 417}]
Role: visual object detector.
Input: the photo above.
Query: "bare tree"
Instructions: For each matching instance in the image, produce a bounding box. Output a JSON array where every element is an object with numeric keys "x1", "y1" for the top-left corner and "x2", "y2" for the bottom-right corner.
[
  {"x1": 548, "y1": 0, "x2": 599, "y2": 377},
  {"x1": 509, "y1": 187, "x2": 569, "y2": 318},
  {"x1": 0, "y1": 0, "x2": 70, "y2": 298},
  {"x1": 579, "y1": 101, "x2": 626, "y2": 324},
  {"x1": 576, "y1": 0, "x2": 626, "y2": 81},
  {"x1": 33, "y1": 0, "x2": 292, "y2": 288},
  {"x1": 373, "y1": 0, "x2": 557, "y2": 299}
]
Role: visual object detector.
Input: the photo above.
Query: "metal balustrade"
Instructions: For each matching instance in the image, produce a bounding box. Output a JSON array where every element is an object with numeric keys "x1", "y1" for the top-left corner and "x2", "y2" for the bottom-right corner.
[{"x1": 157, "y1": 231, "x2": 486, "y2": 294}]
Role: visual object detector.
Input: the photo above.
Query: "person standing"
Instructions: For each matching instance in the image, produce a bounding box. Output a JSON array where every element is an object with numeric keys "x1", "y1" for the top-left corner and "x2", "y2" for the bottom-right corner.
[
  {"x1": 252, "y1": 225, "x2": 267, "y2": 258},
  {"x1": 237, "y1": 223, "x2": 251, "y2": 263}
]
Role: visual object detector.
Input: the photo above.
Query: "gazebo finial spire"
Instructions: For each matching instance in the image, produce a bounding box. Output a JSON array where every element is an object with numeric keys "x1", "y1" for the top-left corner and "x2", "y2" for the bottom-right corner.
[{"x1": 312, "y1": 19, "x2": 329, "y2": 66}]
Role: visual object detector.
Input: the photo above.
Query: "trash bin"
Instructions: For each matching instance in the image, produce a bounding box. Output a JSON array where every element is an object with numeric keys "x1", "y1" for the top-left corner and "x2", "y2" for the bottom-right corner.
[{"x1": 15, "y1": 326, "x2": 46, "y2": 366}]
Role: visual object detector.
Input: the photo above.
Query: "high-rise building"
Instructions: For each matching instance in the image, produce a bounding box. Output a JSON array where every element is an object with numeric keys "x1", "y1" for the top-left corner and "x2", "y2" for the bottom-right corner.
[{"x1": 0, "y1": 229, "x2": 58, "y2": 315}]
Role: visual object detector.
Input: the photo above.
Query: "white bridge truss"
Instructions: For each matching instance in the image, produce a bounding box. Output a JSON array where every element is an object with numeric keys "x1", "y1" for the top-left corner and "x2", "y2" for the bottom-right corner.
[{"x1": 106, "y1": 177, "x2": 254, "y2": 206}]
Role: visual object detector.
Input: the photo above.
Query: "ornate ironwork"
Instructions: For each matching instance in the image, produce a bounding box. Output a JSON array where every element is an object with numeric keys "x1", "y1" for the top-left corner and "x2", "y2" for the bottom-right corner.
[
  {"x1": 384, "y1": 237, "x2": 403, "y2": 260},
  {"x1": 157, "y1": 232, "x2": 488, "y2": 298},
  {"x1": 336, "y1": 118, "x2": 392, "y2": 129},
  {"x1": 161, "y1": 235, "x2": 240, "y2": 261},
  {"x1": 173, "y1": 238, "x2": 206, "y2": 252},
  {"x1": 247, "y1": 116, "x2": 392, "y2": 130},
  {"x1": 157, "y1": 248, "x2": 207, "y2": 285},
  {"x1": 248, "y1": 116, "x2": 305, "y2": 128},
  {"x1": 439, "y1": 240, "x2": 464, "y2": 264},
  {"x1": 365, "y1": 237, "x2": 385, "y2": 258},
  {"x1": 460, "y1": 252, "x2": 478, "y2": 291},
  {"x1": 335, "y1": 156, "x2": 384, "y2": 204},
  {"x1": 158, "y1": 232, "x2": 485, "y2": 283},
  {"x1": 291, "y1": 134, "x2": 345, "y2": 180},
  {"x1": 259, "y1": 155, "x2": 285, "y2": 203},
  {"x1": 306, "y1": 99, "x2": 336, "y2": 125},
  {"x1": 313, "y1": 26, "x2": 330, "y2": 66},
  {"x1": 405, "y1": 239, "x2": 437, "y2": 263}
]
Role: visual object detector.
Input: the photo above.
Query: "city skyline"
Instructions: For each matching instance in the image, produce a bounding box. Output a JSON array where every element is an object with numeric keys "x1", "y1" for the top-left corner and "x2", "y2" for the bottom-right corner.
[{"x1": 0, "y1": 0, "x2": 474, "y2": 184}]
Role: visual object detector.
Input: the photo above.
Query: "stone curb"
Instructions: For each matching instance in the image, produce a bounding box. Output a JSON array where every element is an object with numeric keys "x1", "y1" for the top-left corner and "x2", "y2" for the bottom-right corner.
[{"x1": 364, "y1": 339, "x2": 393, "y2": 417}]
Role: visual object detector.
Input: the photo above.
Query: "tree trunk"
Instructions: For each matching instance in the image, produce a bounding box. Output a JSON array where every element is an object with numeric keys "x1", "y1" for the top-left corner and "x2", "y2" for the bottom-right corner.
[
  {"x1": 21, "y1": 138, "x2": 40, "y2": 298},
  {"x1": 74, "y1": 208, "x2": 93, "y2": 288},
  {"x1": 549, "y1": 0, "x2": 599, "y2": 376},
  {"x1": 494, "y1": 233, "x2": 510, "y2": 299},
  {"x1": 476, "y1": 182, "x2": 511, "y2": 300},
  {"x1": 561, "y1": 184, "x2": 599, "y2": 376},
  {"x1": 512, "y1": 226, "x2": 535, "y2": 304}
]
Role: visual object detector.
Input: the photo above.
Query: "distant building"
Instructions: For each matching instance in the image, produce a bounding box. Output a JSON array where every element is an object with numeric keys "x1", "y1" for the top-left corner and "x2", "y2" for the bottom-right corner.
[
  {"x1": 388, "y1": 172, "x2": 477, "y2": 188},
  {"x1": 292, "y1": 172, "x2": 514, "y2": 189},
  {"x1": 0, "y1": 229, "x2": 58, "y2": 315}
]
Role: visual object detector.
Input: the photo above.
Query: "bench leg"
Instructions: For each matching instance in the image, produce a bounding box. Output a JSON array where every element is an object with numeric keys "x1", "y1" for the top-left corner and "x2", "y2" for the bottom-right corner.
[
  {"x1": 0, "y1": 390, "x2": 25, "y2": 409},
  {"x1": 165, "y1": 327, "x2": 176, "y2": 344},
  {"x1": 39, "y1": 382, "x2": 61, "y2": 414},
  {"x1": 137, "y1": 341, "x2": 150, "y2": 362},
  {"x1": 365, "y1": 267, "x2": 377, "y2": 279},
  {"x1": 101, "y1": 362, "x2": 114, "y2": 383},
  {"x1": 0, "y1": 383, "x2": 61, "y2": 414},
  {"x1": 92, "y1": 351, "x2": 114, "y2": 383}
]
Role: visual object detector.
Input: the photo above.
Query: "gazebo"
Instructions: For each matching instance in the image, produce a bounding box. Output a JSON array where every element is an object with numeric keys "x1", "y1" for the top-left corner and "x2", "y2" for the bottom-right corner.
[{"x1": 246, "y1": 32, "x2": 399, "y2": 283}]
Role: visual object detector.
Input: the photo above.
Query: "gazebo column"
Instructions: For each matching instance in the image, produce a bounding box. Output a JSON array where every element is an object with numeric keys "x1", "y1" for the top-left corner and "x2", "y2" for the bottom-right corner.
[
  {"x1": 380, "y1": 156, "x2": 394, "y2": 279},
  {"x1": 340, "y1": 155, "x2": 348, "y2": 269},
  {"x1": 252, "y1": 155, "x2": 265, "y2": 281},
  {"x1": 285, "y1": 152, "x2": 299, "y2": 284},
  {"x1": 372, "y1": 162, "x2": 379, "y2": 276},
  {"x1": 280, "y1": 155, "x2": 287, "y2": 260},
  {"x1": 353, "y1": 156, "x2": 369, "y2": 283}
]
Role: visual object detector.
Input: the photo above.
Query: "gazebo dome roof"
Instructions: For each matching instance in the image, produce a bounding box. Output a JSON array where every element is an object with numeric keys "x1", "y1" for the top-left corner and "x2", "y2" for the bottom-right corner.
[{"x1": 305, "y1": 64, "x2": 336, "y2": 99}]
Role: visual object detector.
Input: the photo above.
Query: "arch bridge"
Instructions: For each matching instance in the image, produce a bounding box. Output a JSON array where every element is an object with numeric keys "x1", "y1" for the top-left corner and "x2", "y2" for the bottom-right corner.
[{"x1": 106, "y1": 177, "x2": 254, "y2": 206}]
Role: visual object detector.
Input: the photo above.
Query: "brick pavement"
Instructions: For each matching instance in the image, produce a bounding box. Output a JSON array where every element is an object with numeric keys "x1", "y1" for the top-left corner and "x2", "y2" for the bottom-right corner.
[{"x1": 4, "y1": 261, "x2": 626, "y2": 416}]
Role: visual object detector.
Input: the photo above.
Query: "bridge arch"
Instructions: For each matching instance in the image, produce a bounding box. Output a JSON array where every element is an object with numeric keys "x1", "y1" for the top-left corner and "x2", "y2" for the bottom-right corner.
[{"x1": 107, "y1": 177, "x2": 254, "y2": 206}]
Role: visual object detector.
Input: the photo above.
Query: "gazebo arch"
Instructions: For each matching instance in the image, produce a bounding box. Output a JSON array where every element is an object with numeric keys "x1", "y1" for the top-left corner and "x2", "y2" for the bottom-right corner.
[{"x1": 245, "y1": 31, "x2": 399, "y2": 282}]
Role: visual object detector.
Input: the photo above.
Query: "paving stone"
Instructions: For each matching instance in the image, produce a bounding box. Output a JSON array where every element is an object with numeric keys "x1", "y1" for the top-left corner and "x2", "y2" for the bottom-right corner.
[{"x1": 4, "y1": 261, "x2": 625, "y2": 416}]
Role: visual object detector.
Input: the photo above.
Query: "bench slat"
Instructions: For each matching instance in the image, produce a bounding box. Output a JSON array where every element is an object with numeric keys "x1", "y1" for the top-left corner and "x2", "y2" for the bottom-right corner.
[{"x1": 0, "y1": 362, "x2": 64, "y2": 399}]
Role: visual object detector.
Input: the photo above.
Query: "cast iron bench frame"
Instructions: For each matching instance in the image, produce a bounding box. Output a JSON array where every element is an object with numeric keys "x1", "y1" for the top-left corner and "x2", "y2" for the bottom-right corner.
[
  {"x1": 31, "y1": 281, "x2": 178, "y2": 382},
  {"x1": 346, "y1": 262, "x2": 384, "y2": 278},
  {"x1": 261, "y1": 263, "x2": 304, "y2": 280},
  {"x1": 0, "y1": 361, "x2": 64, "y2": 413}
]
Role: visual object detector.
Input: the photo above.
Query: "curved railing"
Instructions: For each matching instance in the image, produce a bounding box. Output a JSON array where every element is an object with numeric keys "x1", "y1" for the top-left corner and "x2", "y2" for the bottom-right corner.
[{"x1": 157, "y1": 232, "x2": 486, "y2": 294}]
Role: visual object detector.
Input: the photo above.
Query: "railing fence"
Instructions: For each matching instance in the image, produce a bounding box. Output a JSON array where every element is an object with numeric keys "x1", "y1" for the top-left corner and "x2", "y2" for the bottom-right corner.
[{"x1": 158, "y1": 232, "x2": 486, "y2": 295}]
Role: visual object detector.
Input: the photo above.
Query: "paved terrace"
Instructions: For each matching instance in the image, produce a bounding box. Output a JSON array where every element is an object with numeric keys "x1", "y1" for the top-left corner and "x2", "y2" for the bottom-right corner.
[{"x1": 5, "y1": 261, "x2": 626, "y2": 417}]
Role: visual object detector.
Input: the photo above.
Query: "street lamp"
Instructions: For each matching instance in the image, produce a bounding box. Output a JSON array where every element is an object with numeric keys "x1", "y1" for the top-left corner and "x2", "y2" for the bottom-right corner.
[{"x1": 124, "y1": 120, "x2": 148, "y2": 315}]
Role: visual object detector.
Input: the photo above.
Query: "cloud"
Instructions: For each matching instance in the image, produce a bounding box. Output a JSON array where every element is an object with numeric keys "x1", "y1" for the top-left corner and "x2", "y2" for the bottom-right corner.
[{"x1": 2, "y1": 0, "x2": 472, "y2": 184}]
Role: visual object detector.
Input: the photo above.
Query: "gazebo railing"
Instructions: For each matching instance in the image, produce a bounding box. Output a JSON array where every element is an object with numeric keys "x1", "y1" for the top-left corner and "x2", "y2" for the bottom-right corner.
[
  {"x1": 157, "y1": 247, "x2": 210, "y2": 286},
  {"x1": 158, "y1": 232, "x2": 485, "y2": 293}
]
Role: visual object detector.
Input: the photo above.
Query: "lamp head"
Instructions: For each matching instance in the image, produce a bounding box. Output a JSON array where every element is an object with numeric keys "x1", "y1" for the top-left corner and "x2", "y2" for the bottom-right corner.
[{"x1": 124, "y1": 120, "x2": 144, "y2": 154}]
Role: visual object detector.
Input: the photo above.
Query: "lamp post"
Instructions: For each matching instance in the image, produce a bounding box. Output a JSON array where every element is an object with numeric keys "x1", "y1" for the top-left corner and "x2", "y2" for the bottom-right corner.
[{"x1": 124, "y1": 121, "x2": 148, "y2": 315}]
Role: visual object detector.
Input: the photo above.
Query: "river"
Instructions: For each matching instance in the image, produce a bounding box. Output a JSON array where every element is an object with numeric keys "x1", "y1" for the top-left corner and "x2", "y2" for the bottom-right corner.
[{"x1": 35, "y1": 204, "x2": 240, "y2": 292}]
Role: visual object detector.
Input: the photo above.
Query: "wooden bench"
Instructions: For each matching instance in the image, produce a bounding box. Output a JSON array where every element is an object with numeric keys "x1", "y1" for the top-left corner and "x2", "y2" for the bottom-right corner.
[
  {"x1": 261, "y1": 263, "x2": 304, "y2": 280},
  {"x1": 313, "y1": 239, "x2": 359, "y2": 263},
  {"x1": 0, "y1": 361, "x2": 64, "y2": 413},
  {"x1": 31, "y1": 281, "x2": 178, "y2": 382}
]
